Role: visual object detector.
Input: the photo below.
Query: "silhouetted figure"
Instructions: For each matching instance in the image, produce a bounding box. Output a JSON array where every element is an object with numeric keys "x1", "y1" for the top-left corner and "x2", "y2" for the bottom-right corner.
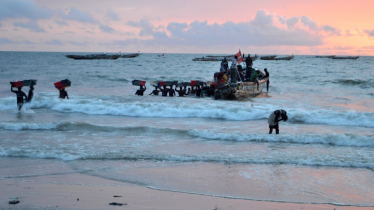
[
  {"x1": 160, "y1": 86, "x2": 169, "y2": 97},
  {"x1": 135, "y1": 85, "x2": 147, "y2": 96},
  {"x1": 264, "y1": 68, "x2": 270, "y2": 92},
  {"x1": 59, "y1": 88, "x2": 69, "y2": 99},
  {"x1": 25, "y1": 85, "x2": 34, "y2": 103},
  {"x1": 230, "y1": 56, "x2": 238, "y2": 83},
  {"x1": 149, "y1": 86, "x2": 160, "y2": 95},
  {"x1": 175, "y1": 87, "x2": 185, "y2": 97},
  {"x1": 168, "y1": 85, "x2": 175, "y2": 97},
  {"x1": 245, "y1": 54, "x2": 253, "y2": 69},
  {"x1": 11, "y1": 86, "x2": 27, "y2": 111}
]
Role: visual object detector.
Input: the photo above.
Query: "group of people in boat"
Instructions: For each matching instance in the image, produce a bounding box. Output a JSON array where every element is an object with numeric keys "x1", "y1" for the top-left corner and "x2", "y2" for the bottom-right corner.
[
  {"x1": 217, "y1": 54, "x2": 269, "y2": 86},
  {"x1": 135, "y1": 54, "x2": 270, "y2": 98}
]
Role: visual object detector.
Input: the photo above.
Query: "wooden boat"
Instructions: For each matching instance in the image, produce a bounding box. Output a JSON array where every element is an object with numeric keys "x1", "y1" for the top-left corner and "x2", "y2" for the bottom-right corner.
[
  {"x1": 274, "y1": 55, "x2": 294, "y2": 60},
  {"x1": 192, "y1": 57, "x2": 221, "y2": 61},
  {"x1": 260, "y1": 55, "x2": 276, "y2": 60},
  {"x1": 158, "y1": 54, "x2": 165, "y2": 57},
  {"x1": 315, "y1": 55, "x2": 335, "y2": 58},
  {"x1": 332, "y1": 56, "x2": 359, "y2": 60},
  {"x1": 206, "y1": 54, "x2": 233, "y2": 58},
  {"x1": 66, "y1": 53, "x2": 120, "y2": 60},
  {"x1": 193, "y1": 55, "x2": 258, "y2": 62},
  {"x1": 211, "y1": 69, "x2": 268, "y2": 100},
  {"x1": 121, "y1": 53, "x2": 140, "y2": 58}
]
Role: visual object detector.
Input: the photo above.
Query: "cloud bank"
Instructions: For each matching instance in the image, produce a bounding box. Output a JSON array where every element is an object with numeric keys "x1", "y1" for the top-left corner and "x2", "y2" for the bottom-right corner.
[{"x1": 101, "y1": 10, "x2": 328, "y2": 48}]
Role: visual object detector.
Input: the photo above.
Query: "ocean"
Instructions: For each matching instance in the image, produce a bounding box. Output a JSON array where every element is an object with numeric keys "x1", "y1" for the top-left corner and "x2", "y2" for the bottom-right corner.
[{"x1": 0, "y1": 51, "x2": 373, "y2": 207}]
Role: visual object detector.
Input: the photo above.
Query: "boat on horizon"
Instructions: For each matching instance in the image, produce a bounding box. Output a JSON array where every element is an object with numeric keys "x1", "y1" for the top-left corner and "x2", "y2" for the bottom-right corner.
[
  {"x1": 274, "y1": 54, "x2": 294, "y2": 60},
  {"x1": 332, "y1": 55, "x2": 359, "y2": 60},
  {"x1": 260, "y1": 55, "x2": 277, "y2": 60},
  {"x1": 120, "y1": 53, "x2": 140, "y2": 58},
  {"x1": 315, "y1": 55, "x2": 336, "y2": 58},
  {"x1": 66, "y1": 53, "x2": 120, "y2": 60},
  {"x1": 193, "y1": 55, "x2": 258, "y2": 62}
]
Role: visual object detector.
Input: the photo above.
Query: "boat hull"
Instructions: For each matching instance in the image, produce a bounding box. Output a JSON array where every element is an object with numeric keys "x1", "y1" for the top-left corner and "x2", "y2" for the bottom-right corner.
[{"x1": 234, "y1": 78, "x2": 268, "y2": 100}]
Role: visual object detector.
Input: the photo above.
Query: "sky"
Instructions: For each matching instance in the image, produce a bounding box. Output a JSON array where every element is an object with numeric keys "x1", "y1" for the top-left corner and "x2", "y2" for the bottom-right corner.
[{"x1": 0, "y1": 0, "x2": 374, "y2": 55}]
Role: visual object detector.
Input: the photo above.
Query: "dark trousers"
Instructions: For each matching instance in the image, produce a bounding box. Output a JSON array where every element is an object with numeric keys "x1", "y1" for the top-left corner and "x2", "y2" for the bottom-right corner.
[
  {"x1": 269, "y1": 124, "x2": 279, "y2": 134},
  {"x1": 266, "y1": 80, "x2": 269, "y2": 92}
]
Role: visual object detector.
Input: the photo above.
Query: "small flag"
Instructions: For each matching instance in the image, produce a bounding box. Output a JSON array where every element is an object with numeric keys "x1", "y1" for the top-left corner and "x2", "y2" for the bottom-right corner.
[{"x1": 235, "y1": 49, "x2": 243, "y2": 64}]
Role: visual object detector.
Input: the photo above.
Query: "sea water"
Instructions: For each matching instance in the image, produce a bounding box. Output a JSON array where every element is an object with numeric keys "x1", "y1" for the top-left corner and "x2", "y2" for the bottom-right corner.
[{"x1": 0, "y1": 51, "x2": 374, "y2": 206}]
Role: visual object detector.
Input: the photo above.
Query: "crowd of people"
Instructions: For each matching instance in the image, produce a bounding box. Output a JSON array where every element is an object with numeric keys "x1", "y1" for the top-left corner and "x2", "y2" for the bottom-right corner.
[
  {"x1": 134, "y1": 54, "x2": 270, "y2": 99},
  {"x1": 10, "y1": 55, "x2": 285, "y2": 134},
  {"x1": 135, "y1": 83, "x2": 216, "y2": 98}
]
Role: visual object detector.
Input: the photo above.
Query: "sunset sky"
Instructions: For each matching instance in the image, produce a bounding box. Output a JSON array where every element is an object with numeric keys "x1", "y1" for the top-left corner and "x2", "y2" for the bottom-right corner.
[{"x1": 0, "y1": 0, "x2": 374, "y2": 55}]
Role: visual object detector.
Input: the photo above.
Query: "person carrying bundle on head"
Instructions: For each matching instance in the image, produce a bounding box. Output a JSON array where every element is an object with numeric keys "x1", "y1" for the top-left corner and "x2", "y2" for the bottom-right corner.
[
  {"x1": 10, "y1": 86, "x2": 27, "y2": 111},
  {"x1": 55, "y1": 79, "x2": 71, "y2": 99},
  {"x1": 135, "y1": 85, "x2": 147, "y2": 96},
  {"x1": 149, "y1": 86, "x2": 160, "y2": 96},
  {"x1": 59, "y1": 88, "x2": 69, "y2": 99},
  {"x1": 25, "y1": 85, "x2": 34, "y2": 103}
]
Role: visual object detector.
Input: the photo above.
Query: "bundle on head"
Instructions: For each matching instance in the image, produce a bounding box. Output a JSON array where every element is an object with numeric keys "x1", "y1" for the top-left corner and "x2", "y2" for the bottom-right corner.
[{"x1": 281, "y1": 114, "x2": 288, "y2": 122}]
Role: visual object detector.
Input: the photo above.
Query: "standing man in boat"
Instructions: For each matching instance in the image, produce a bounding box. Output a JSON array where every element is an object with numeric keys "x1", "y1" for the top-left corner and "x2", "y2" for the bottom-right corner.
[
  {"x1": 268, "y1": 110, "x2": 288, "y2": 134},
  {"x1": 230, "y1": 56, "x2": 238, "y2": 83},
  {"x1": 264, "y1": 68, "x2": 270, "y2": 92},
  {"x1": 245, "y1": 54, "x2": 253, "y2": 68},
  {"x1": 221, "y1": 57, "x2": 228, "y2": 73},
  {"x1": 11, "y1": 86, "x2": 27, "y2": 111}
]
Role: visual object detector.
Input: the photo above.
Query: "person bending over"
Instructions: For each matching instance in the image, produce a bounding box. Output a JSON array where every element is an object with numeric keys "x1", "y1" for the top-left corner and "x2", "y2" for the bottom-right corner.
[{"x1": 268, "y1": 110, "x2": 288, "y2": 134}]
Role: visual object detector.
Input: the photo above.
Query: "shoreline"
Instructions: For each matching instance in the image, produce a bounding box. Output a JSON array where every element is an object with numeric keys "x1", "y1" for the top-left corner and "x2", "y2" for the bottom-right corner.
[{"x1": 1, "y1": 173, "x2": 373, "y2": 210}]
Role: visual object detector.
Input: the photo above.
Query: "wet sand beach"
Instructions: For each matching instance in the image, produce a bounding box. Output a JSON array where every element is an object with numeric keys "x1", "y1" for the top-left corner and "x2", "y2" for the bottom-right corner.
[{"x1": 2, "y1": 172, "x2": 374, "y2": 210}]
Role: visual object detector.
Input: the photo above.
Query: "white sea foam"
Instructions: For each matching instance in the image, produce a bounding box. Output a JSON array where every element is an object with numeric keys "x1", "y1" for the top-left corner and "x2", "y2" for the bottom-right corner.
[
  {"x1": 0, "y1": 122, "x2": 65, "y2": 130},
  {"x1": 188, "y1": 129, "x2": 374, "y2": 147},
  {"x1": 1, "y1": 94, "x2": 374, "y2": 127}
]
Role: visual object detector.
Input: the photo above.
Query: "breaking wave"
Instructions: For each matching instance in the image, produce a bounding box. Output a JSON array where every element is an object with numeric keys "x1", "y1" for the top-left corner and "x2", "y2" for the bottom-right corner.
[{"x1": 1, "y1": 95, "x2": 374, "y2": 128}]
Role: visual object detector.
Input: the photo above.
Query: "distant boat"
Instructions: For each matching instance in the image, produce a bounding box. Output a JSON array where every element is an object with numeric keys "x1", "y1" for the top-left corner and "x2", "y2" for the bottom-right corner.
[
  {"x1": 193, "y1": 55, "x2": 258, "y2": 62},
  {"x1": 332, "y1": 56, "x2": 359, "y2": 60},
  {"x1": 274, "y1": 55, "x2": 294, "y2": 61},
  {"x1": 158, "y1": 54, "x2": 165, "y2": 57},
  {"x1": 315, "y1": 55, "x2": 335, "y2": 58},
  {"x1": 120, "y1": 53, "x2": 140, "y2": 58},
  {"x1": 260, "y1": 55, "x2": 276, "y2": 60},
  {"x1": 192, "y1": 57, "x2": 221, "y2": 61},
  {"x1": 66, "y1": 53, "x2": 120, "y2": 60},
  {"x1": 206, "y1": 55, "x2": 233, "y2": 58}
]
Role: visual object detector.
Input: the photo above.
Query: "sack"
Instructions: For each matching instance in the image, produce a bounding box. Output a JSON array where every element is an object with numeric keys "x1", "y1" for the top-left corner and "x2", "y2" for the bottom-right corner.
[
  {"x1": 21, "y1": 80, "x2": 37, "y2": 86},
  {"x1": 10, "y1": 81, "x2": 23, "y2": 87},
  {"x1": 191, "y1": 80, "x2": 201, "y2": 86},
  {"x1": 55, "y1": 79, "x2": 71, "y2": 89},
  {"x1": 132, "y1": 80, "x2": 146, "y2": 86}
]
